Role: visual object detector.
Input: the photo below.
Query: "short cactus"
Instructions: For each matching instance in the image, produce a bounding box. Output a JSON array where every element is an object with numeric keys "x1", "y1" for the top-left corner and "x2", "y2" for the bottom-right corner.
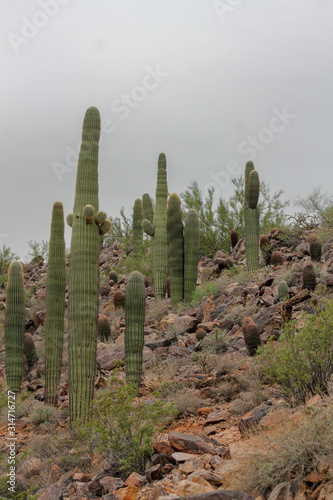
[
  {"x1": 302, "y1": 262, "x2": 316, "y2": 291},
  {"x1": 23, "y1": 333, "x2": 37, "y2": 368},
  {"x1": 133, "y1": 198, "x2": 143, "y2": 258},
  {"x1": 125, "y1": 271, "x2": 146, "y2": 387},
  {"x1": 244, "y1": 163, "x2": 260, "y2": 272},
  {"x1": 230, "y1": 229, "x2": 238, "y2": 249},
  {"x1": 167, "y1": 194, "x2": 184, "y2": 307},
  {"x1": 5, "y1": 261, "x2": 25, "y2": 392},
  {"x1": 109, "y1": 271, "x2": 118, "y2": 283},
  {"x1": 310, "y1": 234, "x2": 322, "y2": 262},
  {"x1": 114, "y1": 290, "x2": 126, "y2": 309},
  {"x1": 45, "y1": 201, "x2": 66, "y2": 406},
  {"x1": 98, "y1": 315, "x2": 111, "y2": 342},
  {"x1": 242, "y1": 317, "x2": 261, "y2": 356},
  {"x1": 278, "y1": 281, "x2": 289, "y2": 302},
  {"x1": 270, "y1": 251, "x2": 283, "y2": 266}
]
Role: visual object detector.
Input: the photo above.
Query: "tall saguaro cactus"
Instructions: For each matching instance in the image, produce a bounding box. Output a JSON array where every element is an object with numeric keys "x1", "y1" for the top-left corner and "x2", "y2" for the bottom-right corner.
[
  {"x1": 133, "y1": 198, "x2": 143, "y2": 258},
  {"x1": 125, "y1": 271, "x2": 146, "y2": 387},
  {"x1": 142, "y1": 153, "x2": 168, "y2": 299},
  {"x1": 5, "y1": 261, "x2": 25, "y2": 392},
  {"x1": 167, "y1": 194, "x2": 184, "y2": 307},
  {"x1": 184, "y1": 208, "x2": 200, "y2": 303},
  {"x1": 67, "y1": 107, "x2": 112, "y2": 422},
  {"x1": 244, "y1": 162, "x2": 260, "y2": 272},
  {"x1": 45, "y1": 202, "x2": 66, "y2": 406}
]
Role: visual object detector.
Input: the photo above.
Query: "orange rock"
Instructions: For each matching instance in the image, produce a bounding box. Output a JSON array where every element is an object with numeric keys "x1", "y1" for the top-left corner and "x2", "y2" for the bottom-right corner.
[{"x1": 114, "y1": 485, "x2": 139, "y2": 500}]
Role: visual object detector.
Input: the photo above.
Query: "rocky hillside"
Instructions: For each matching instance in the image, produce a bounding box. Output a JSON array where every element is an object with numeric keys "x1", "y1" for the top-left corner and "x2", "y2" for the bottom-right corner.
[{"x1": 2, "y1": 228, "x2": 333, "y2": 500}]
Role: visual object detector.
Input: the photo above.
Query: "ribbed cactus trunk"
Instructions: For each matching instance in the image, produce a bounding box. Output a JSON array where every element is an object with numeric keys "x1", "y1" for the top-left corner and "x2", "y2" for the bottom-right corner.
[
  {"x1": 244, "y1": 162, "x2": 260, "y2": 272},
  {"x1": 133, "y1": 198, "x2": 143, "y2": 258},
  {"x1": 153, "y1": 153, "x2": 168, "y2": 299},
  {"x1": 5, "y1": 261, "x2": 25, "y2": 392},
  {"x1": 184, "y1": 209, "x2": 200, "y2": 303},
  {"x1": 125, "y1": 271, "x2": 146, "y2": 387},
  {"x1": 167, "y1": 194, "x2": 184, "y2": 307},
  {"x1": 45, "y1": 202, "x2": 66, "y2": 406},
  {"x1": 68, "y1": 107, "x2": 111, "y2": 423},
  {"x1": 142, "y1": 193, "x2": 154, "y2": 224}
]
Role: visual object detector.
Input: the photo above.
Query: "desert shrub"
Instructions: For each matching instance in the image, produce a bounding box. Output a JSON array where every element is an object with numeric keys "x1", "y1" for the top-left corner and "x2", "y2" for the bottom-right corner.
[
  {"x1": 0, "y1": 244, "x2": 19, "y2": 274},
  {"x1": 27, "y1": 240, "x2": 48, "y2": 262},
  {"x1": 200, "y1": 328, "x2": 229, "y2": 355},
  {"x1": 191, "y1": 281, "x2": 224, "y2": 305},
  {"x1": 75, "y1": 376, "x2": 176, "y2": 476},
  {"x1": 30, "y1": 403, "x2": 57, "y2": 425},
  {"x1": 258, "y1": 301, "x2": 333, "y2": 403},
  {"x1": 242, "y1": 403, "x2": 333, "y2": 497}
]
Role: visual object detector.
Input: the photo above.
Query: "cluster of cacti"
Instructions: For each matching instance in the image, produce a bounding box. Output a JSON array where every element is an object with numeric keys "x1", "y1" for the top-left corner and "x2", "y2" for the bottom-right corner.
[
  {"x1": 125, "y1": 271, "x2": 146, "y2": 387},
  {"x1": 142, "y1": 153, "x2": 168, "y2": 299},
  {"x1": 23, "y1": 333, "x2": 37, "y2": 368},
  {"x1": 133, "y1": 198, "x2": 143, "y2": 258},
  {"x1": 241, "y1": 317, "x2": 261, "y2": 356},
  {"x1": 98, "y1": 315, "x2": 111, "y2": 342},
  {"x1": 45, "y1": 201, "x2": 66, "y2": 406},
  {"x1": 244, "y1": 162, "x2": 260, "y2": 272},
  {"x1": 114, "y1": 290, "x2": 126, "y2": 309},
  {"x1": 166, "y1": 195, "x2": 200, "y2": 307},
  {"x1": 230, "y1": 229, "x2": 238, "y2": 249},
  {"x1": 278, "y1": 281, "x2": 289, "y2": 302},
  {"x1": 66, "y1": 107, "x2": 112, "y2": 422},
  {"x1": 5, "y1": 261, "x2": 25, "y2": 392},
  {"x1": 302, "y1": 262, "x2": 316, "y2": 291},
  {"x1": 310, "y1": 234, "x2": 322, "y2": 262}
]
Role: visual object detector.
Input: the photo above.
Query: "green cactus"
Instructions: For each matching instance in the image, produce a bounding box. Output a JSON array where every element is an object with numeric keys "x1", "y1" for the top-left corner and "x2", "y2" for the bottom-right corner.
[
  {"x1": 142, "y1": 153, "x2": 168, "y2": 299},
  {"x1": 278, "y1": 281, "x2": 289, "y2": 302},
  {"x1": 125, "y1": 271, "x2": 146, "y2": 387},
  {"x1": 24, "y1": 333, "x2": 37, "y2": 368},
  {"x1": 184, "y1": 208, "x2": 200, "y2": 303},
  {"x1": 303, "y1": 262, "x2": 316, "y2": 291},
  {"x1": 98, "y1": 315, "x2": 111, "y2": 342},
  {"x1": 245, "y1": 164, "x2": 260, "y2": 272},
  {"x1": 167, "y1": 194, "x2": 184, "y2": 307},
  {"x1": 242, "y1": 317, "x2": 261, "y2": 356},
  {"x1": 230, "y1": 229, "x2": 238, "y2": 249},
  {"x1": 45, "y1": 201, "x2": 66, "y2": 406},
  {"x1": 67, "y1": 107, "x2": 112, "y2": 422},
  {"x1": 142, "y1": 193, "x2": 154, "y2": 224},
  {"x1": 5, "y1": 261, "x2": 25, "y2": 392},
  {"x1": 133, "y1": 198, "x2": 143, "y2": 258},
  {"x1": 113, "y1": 290, "x2": 126, "y2": 309},
  {"x1": 310, "y1": 234, "x2": 322, "y2": 262}
]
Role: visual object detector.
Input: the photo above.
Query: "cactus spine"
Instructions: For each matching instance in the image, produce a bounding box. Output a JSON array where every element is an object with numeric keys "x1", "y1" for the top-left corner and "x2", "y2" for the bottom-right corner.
[
  {"x1": 67, "y1": 107, "x2": 111, "y2": 422},
  {"x1": 133, "y1": 198, "x2": 143, "y2": 258},
  {"x1": 244, "y1": 163, "x2": 260, "y2": 272},
  {"x1": 45, "y1": 202, "x2": 66, "y2": 406},
  {"x1": 5, "y1": 261, "x2": 25, "y2": 392},
  {"x1": 167, "y1": 194, "x2": 184, "y2": 307},
  {"x1": 143, "y1": 153, "x2": 168, "y2": 299},
  {"x1": 142, "y1": 193, "x2": 154, "y2": 224},
  {"x1": 184, "y1": 209, "x2": 200, "y2": 303},
  {"x1": 125, "y1": 271, "x2": 146, "y2": 387}
]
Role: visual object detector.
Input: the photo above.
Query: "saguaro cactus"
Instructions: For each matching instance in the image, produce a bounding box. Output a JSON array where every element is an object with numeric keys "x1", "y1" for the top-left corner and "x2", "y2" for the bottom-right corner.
[
  {"x1": 167, "y1": 194, "x2": 184, "y2": 307},
  {"x1": 142, "y1": 153, "x2": 168, "y2": 299},
  {"x1": 142, "y1": 193, "x2": 154, "y2": 224},
  {"x1": 45, "y1": 201, "x2": 66, "y2": 406},
  {"x1": 244, "y1": 163, "x2": 260, "y2": 272},
  {"x1": 125, "y1": 271, "x2": 146, "y2": 387},
  {"x1": 67, "y1": 107, "x2": 112, "y2": 422},
  {"x1": 5, "y1": 261, "x2": 25, "y2": 392},
  {"x1": 133, "y1": 198, "x2": 143, "y2": 258},
  {"x1": 184, "y1": 208, "x2": 200, "y2": 303}
]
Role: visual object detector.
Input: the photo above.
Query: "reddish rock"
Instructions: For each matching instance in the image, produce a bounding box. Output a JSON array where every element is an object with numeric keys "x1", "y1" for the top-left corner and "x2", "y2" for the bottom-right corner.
[
  {"x1": 205, "y1": 410, "x2": 232, "y2": 425},
  {"x1": 114, "y1": 486, "x2": 139, "y2": 499},
  {"x1": 124, "y1": 472, "x2": 147, "y2": 488},
  {"x1": 153, "y1": 441, "x2": 175, "y2": 457},
  {"x1": 168, "y1": 431, "x2": 230, "y2": 458},
  {"x1": 100, "y1": 476, "x2": 124, "y2": 494}
]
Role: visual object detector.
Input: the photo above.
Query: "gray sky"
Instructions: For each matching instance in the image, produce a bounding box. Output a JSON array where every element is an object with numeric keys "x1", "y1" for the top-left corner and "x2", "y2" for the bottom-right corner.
[{"x1": 1, "y1": 0, "x2": 333, "y2": 259}]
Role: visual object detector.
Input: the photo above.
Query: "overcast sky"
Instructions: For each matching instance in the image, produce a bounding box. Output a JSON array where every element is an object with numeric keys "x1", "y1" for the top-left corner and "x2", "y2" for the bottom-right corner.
[{"x1": 1, "y1": 0, "x2": 333, "y2": 259}]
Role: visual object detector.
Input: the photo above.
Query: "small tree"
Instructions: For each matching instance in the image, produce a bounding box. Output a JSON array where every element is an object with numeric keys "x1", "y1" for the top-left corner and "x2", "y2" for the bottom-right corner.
[{"x1": 0, "y1": 244, "x2": 19, "y2": 275}]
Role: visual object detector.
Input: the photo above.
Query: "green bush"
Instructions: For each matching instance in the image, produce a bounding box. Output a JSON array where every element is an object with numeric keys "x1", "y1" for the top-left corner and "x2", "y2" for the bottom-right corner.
[
  {"x1": 75, "y1": 376, "x2": 176, "y2": 476},
  {"x1": 258, "y1": 300, "x2": 333, "y2": 403},
  {"x1": 0, "y1": 244, "x2": 19, "y2": 274}
]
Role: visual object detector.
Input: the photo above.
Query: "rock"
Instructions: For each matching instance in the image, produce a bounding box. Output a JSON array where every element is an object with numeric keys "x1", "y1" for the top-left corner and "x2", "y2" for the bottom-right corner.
[
  {"x1": 73, "y1": 472, "x2": 91, "y2": 482},
  {"x1": 169, "y1": 431, "x2": 230, "y2": 458},
  {"x1": 202, "y1": 294, "x2": 216, "y2": 322},
  {"x1": 174, "y1": 315, "x2": 199, "y2": 333},
  {"x1": 125, "y1": 472, "x2": 147, "y2": 488},
  {"x1": 172, "y1": 452, "x2": 201, "y2": 462},
  {"x1": 179, "y1": 460, "x2": 195, "y2": 474},
  {"x1": 198, "y1": 407, "x2": 213, "y2": 417},
  {"x1": 114, "y1": 485, "x2": 139, "y2": 500},
  {"x1": 153, "y1": 441, "x2": 175, "y2": 458},
  {"x1": 188, "y1": 468, "x2": 224, "y2": 485},
  {"x1": 267, "y1": 482, "x2": 292, "y2": 500},
  {"x1": 18, "y1": 456, "x2": 43, "y2": 478},
  {"x1": 100, "y1": 476, "x2": 124, "y2": 494},
  {"x1": 175, "y1": 477, "x2": 216, "y2": 496},
  {"x1": 145, "y1": 464, "x2": 161, "y2": 482},
  {"x1": 38, "y1": 485, "x2": 63, "y2": 500},
  {"x1": 205, "y1": 410, "x2": 232, "y2": 425},
  {"x1": 96, "y1": 345, "x2": 125, "y2": 370},
  {"x1": 49, "y1": 464, "x2": 63, "y2": 483},
  {"x1": 238, "y1": 404, "x2": 271, "y2": 436},
  {"x1": 306, "y1": 394, "x2": 322, "y2": 408},
  {"x1": 170, "y1": 489, "x2": 253, "y2": 499}
]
